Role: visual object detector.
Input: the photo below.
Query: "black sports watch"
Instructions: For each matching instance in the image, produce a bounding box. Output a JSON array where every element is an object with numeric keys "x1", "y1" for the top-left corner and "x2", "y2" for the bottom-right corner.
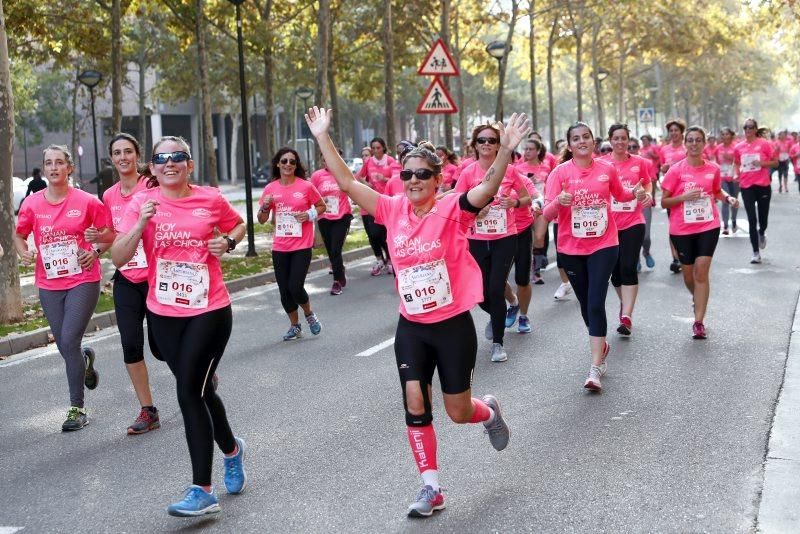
[{"x1": 224, "y1": 236, "x2": 236, "y2": 253}]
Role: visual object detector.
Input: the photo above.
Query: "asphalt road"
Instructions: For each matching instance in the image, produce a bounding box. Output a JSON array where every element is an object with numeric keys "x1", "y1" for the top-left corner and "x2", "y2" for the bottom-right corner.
[{"x1": 1, "y1": 193, "x2": 799, "y2": 533}]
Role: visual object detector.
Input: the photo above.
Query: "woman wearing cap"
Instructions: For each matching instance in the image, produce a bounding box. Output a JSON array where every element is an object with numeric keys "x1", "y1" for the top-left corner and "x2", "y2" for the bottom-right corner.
[
  {"x1": 660, "y1": 119, "x2": 688, "y2": 274},
  {"x1": 455, "y1": 123, "x2": 532, "y2": 363},
  {"x1": 626, "y1": 138, "x2": 657, "y2": 269},
  {"x1": 734, "y1": 118, "x2": 777, "y2": 264},
  {"x1": 603, "y1": 124, "x2": 653, "y2": 337},
  {"x1": 661, "y1": 126, "x2": 739, "y2": 339},
  {"x1": 306, "y1": 106, "x2": 529, "y2": 518},
  {"x1": 259, "y1": 148, "x2": 326, "y2": 339},
  {"x1": 543, "y1": 122, "x2": 647, "y2": 392}
]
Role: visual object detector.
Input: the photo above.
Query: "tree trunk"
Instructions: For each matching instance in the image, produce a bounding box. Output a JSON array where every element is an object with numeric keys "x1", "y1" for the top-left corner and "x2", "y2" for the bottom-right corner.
[
  {"x1": 314, "y1": 0, "x2": 330, "y2": 167},
  {"x1": 196, "y1": 0, "x2": 218, "y2": 186},
  {"x1": 0, "y1": 0, "x2": 23, "y2": 323},
  {"x1": 327, "y1": 19, "x2": 341, "y2": 149},
  {"x1": 617, "y1": 46, "x2": 625, "y2": 122},
  {"x1": 441, "y1": 0, "x2": 454, "y2": 148},
  {"x1": 496, "y1": 0, "x2": 519, "y2": 122},
  {"x1": 547, "y1": 16, "x2": 558, "y2": 150},
  {"x1": 229, "y1": 112, "x2": 241, "y2": 183},
  {"x1": 111, "y1": 0, "x2": 123, "y2": 132},
  {"x1": 137, "y1": 44, "x2": 147, "y2": 155},
  {"x1": 528, "y1": 0, "x2": 537, "y2": 131},
  {"x1": 71, "y1": 64, "x2": 80, "y2": 178},
  {"x1": 591, "y1": 23, "x2": 604, "y2": 136},
  {"x1": 575, "y1": 34, "x2": 583, "y2": 121},
  {"x1": 381, "y1": 0, "x2": 396, "y2": 148},
  {"x1": 453, "y1": 10, "x2": 466, "y2": 153},
  {"x1": 261, "y1": 0, "x2": 274, "y2": 161}
]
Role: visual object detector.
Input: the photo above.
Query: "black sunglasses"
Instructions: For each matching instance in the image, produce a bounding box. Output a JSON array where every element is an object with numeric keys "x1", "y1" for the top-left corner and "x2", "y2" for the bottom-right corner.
[
  {"x1": 628, "y1": 145, "x2": 639, "y2": 150},
  {"x1": 152, "y1": 151, "x2": 191, "y2": 164},
  {"x1": 400, "y1": 169, "x2": 436, "y2": 181},
  {"x1": 476, "y1": 137, "x2": 499, "y2": 145},
  {"x1": 280, "y1": 158, "x2": 297, "y2": 165},
  {"x1": 743, "y1": 125, "x2": 756, "y2": 130}
]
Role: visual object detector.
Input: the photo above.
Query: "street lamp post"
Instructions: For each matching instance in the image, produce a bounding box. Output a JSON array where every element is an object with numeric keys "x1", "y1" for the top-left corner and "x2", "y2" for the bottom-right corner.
[
  {"x1": 486, "y1": 40, "x2": 511, "y2": 122},
  {"x1": 228, "y1": 0, "x2": 257, "y2": 257},
  {"x1": 295, "y1": 87, "x2": 314, "y2": 169},
  {"x1": 77, "y1": 69, "x2": 102, "y2": 198},
  {"x1": 592, "y1": 67, "x2": 610, "y2": 136}
]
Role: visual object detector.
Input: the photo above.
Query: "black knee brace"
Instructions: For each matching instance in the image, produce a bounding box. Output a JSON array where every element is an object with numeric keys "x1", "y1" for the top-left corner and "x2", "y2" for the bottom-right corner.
[{"x1": 402, "y1": 380, "x2": 433, "y2": 427}]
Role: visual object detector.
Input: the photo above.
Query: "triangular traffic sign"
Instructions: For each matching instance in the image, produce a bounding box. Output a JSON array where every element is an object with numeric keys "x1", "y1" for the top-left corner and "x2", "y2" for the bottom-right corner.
[
  {"x1": 418, "y1": 38, "x2": 460, "y2": 76},
  {"x1": 417, "y1": 77, "x2": 458, "y2": 114}
]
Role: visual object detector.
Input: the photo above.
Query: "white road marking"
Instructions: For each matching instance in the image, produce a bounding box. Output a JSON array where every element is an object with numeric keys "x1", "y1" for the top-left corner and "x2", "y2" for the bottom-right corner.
[
  {"x1": 0, "y1": 527, "x2": 24, "y2": 533},
  {"x1": 356, "y1": 337, "x2": 395, "y2": 357}
]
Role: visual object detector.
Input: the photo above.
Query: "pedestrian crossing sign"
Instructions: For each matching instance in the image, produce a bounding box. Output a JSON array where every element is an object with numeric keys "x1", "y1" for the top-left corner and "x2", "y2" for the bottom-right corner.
[
  {"x1": 638, "y1": 107, "x2": 655, "y2": 123},
  {"x1": 417, "y1": 77, "x2": 458, "y2": 114}
]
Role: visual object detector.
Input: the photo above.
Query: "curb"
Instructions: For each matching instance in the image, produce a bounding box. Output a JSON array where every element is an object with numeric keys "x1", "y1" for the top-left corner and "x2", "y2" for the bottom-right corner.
[
  {"x1": 0, "y1": 246, "x2": 375, "y2": 358},
  {"x1": 757, "y1": 289, "x2": 800, "y2": 532}
]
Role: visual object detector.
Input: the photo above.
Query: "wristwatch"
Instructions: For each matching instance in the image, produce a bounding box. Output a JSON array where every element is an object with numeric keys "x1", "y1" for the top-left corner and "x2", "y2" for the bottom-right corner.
[
  {"x1": 93, "y1": 248, "x2": 101, "y2": 257},
  {"x1": 224, "y1": 236, "x2": 236, "y2": 253}
]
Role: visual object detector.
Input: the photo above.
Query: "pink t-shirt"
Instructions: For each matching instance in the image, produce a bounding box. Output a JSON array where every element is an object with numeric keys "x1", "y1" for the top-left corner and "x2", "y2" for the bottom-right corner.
[
  {"x1": 714, "y1": 144, "x2": 736, "y2": 181},
  {"x1": 702, "y1": 144, "x2": 718, "y2": 161},
  {"x1": 659, "y1": 143, "x2": 687, "y2": 168},
  {"x1": 661, "y1": 159, "x2": 722, "y2": 236},
  {"x1": 357, "y1": 155, "x2": 396, "y2": 195},
  {"x1": 790, "y1": 144, "x2": 800, "y2": 175},
  {"x1": 454, "y1": 161, "x2": 527, "y2": 241},
  {"x1": 441, "y1": 163, "x2": 459, "y2": 189},
  {"x1": 16, "y1": 188, "x2": 109, "y2": 291},
  {"x1": 373, "y1": 193, "x2": 482, "y2": 324},
  {"x1": 602, "y1": 154, "x2": 651, "y2": 231},
  {"x1": 515, "y1": 161, "x2": 550, "y2": 188},
  {"x1": 734, "y1": 138, "x2": 775, "y2": 188},
  {"x1": 103, "y1": 177, "x2": 150, "y2": 283},
  {"x1": 544, "y1": 159, "x2": 634, "y2": 256},
  {"x1": 543, "y1": 152, "x2": 557, "y2": 171},
  {"x1": 777, "y1": 139, "x2": 794, "y2": 163},
  {"x1": 310, "y1": 169, "x2": 352, "y2": 221},
  {"x1": 119, "y1": 186, "x2": 242, "y2": 317},
  {"x1": 384, "y1": 174, "x2": 405, "y2": 196},
  {"x1": 513, "y1": 176, "x2": 537, "y2": 231},
  {"x1": 260, "y1": 179, "x2": 322, "y2": 252}
]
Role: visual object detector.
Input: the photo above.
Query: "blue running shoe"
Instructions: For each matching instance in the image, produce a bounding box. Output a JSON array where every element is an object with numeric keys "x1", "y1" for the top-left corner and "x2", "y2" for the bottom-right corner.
[
  {"x1": 283, "y1": 324, "x2": 302, "y2": 341},
  {"x1": 644, "y1": 254, "x2": 655, "y2": 269},
  {"x1": 167, "y1": 485, "x2": 220, "y2": 517},
  {"x1": 306, "y1": 313, "x2": 322, "y2": 335},
  {"x1": 517, "y1": 315, "x2": 532, "y2": 334},
  {"x1": 224, "y1": 437, "x2": 247, "y2": 494},
  {"x1": 504, "y1": 304, "x2": 519, "y2": 328}
]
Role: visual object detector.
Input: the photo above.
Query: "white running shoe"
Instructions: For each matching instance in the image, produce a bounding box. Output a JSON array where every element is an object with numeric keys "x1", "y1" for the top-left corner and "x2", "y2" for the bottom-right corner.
[
  {"x1": 554, "y1": 282, "x2": 572, "y2": 300},
  {"x1": 750, "y1": 253, "x2": 762, "y2": 264},
  {"x1": 370, "y1": 260, "x2": 385, "y2": 276},
  {"x1": 490, "y1": 343, "x2": 507, "y2": 362}
]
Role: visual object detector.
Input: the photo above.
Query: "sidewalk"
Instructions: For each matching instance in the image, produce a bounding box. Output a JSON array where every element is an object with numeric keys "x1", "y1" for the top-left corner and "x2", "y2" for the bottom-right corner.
[{"x1": 757, "y1": 290, "x2": 800, "y2": 532}]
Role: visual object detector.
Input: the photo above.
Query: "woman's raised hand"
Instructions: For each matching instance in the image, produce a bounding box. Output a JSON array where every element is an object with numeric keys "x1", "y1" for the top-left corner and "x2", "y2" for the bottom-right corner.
[
  {"x1": 499, "y1": 113, "x2": 532, "y2": 152},
  {"x1": 305, "y1": 107, "x2": 332, "y2": 138}
]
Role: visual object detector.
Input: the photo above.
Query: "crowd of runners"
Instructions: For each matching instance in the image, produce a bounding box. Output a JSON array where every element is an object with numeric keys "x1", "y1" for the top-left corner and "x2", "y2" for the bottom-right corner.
[{"x1": 11, "y1": 106, "x2": 798, "y2": 518}]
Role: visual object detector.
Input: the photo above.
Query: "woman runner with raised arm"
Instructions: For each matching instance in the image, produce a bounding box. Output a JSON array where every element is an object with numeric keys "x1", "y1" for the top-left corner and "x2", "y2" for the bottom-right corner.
[{"x1": 307, "y1": 106, "x2": 529, "y2": 518}]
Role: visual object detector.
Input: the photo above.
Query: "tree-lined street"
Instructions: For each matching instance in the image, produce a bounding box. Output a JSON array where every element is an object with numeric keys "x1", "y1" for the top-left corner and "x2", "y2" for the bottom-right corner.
[{"x1": 1, "y1": 197, "x2": 798, "y2": 532}]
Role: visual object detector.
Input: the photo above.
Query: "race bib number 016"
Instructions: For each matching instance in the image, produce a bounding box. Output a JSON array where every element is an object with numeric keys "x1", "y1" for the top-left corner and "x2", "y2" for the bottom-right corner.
[
  {"x1": 120, "y1": 239, "x2": 148, "y2": 271},
  {"x1": 571, "y1": 206, "x2": 608, "y2": 238},
  {"x1": 40, "y1": 239, "x2": 81, "y2": 279},
  {"x1": 276, "y1": 213, "x2": 302, "y2": 238},
  {"x1": 683, "y1": 196, "x2": 713, "y2": 223},
  {"x1": 475, "y1": 207, "x2": 508, "y2": 235},
  {"x1": 155, "y1": 259, "x2": 209, "y2": 309},
  {"x1": 398, "y1": 259, "x2": 453, "y2": 315}
]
